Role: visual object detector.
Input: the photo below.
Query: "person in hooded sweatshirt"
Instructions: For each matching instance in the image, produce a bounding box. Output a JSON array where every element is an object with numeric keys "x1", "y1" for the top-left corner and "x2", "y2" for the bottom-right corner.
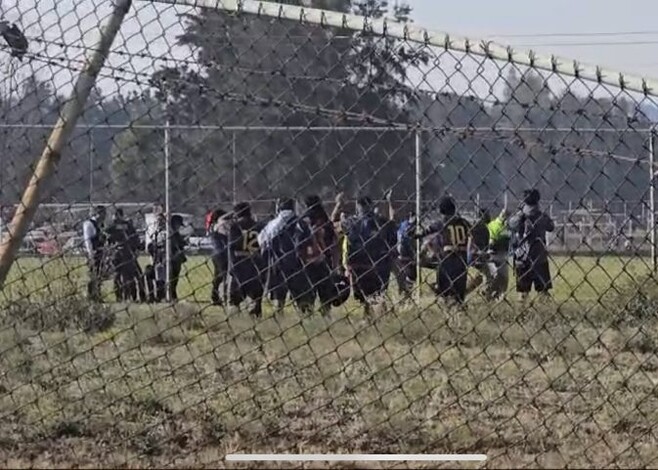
[
  {"x1": 508, "y1": 189, "x2": 555, "y2": 300},
  {"x1": 259, "y1": 197, "x2": 315, "y2": 314},
  {"x1": 344, "y1": 196, "x2": 396, "y2": 316}
]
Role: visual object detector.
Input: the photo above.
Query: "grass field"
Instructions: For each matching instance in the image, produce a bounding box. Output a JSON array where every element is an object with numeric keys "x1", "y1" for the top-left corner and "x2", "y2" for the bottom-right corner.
[{"x1": 1, "y1": 255, "x2": 658, "y2": 468}]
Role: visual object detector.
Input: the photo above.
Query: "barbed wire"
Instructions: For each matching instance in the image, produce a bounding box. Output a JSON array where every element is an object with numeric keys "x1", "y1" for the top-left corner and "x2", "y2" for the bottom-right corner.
[
  {"x1": 21, "y1": 35, "x2": 654, "y2": 123},
  {"x1": 10, "y1": 47, "x2": 650, "y2": 171}
]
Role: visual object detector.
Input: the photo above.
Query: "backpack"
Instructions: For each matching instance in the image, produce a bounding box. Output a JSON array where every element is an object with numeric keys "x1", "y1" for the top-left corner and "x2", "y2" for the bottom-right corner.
[
  {"x1": 272, "y1": 216, "x2": 312, "y2": 260},
  {"x1": 512, "y1": 214, "x2": 540, "y2": 269}
]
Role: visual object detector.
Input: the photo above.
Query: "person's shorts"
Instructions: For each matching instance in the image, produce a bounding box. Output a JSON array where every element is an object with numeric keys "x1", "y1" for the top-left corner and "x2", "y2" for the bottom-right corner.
[
  {"x1": 437, "y1": 253, "x2": 468, "y2": 303},
  {"x1": 350, "y1": 261, "x2": 391, "y2": 303},
  {"x1": 515, "y1": 260, "x2": 552, "y2": 293},
  {"x1": 229, "y1": 256, "x2": 264, "y2": 304}
]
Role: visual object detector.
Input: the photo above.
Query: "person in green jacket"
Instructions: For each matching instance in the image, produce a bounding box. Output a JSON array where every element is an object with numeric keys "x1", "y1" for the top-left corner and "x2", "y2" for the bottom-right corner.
[{"x1": 485, "y1": 208, "x2": 511, "y2": 300}]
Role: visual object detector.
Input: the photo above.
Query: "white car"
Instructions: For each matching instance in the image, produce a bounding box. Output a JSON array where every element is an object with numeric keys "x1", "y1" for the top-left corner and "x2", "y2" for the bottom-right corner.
[{"x1": 187, "y1": 236, "x2": 213, "y2": 254}]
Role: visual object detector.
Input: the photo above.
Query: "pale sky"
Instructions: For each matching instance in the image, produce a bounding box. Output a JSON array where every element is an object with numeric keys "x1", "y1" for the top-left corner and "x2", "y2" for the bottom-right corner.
[
  {"x1": 412, "y1": 0, "x2": 658, "y2": 79},
  {"x1": 1, "y1": 0, "x2": 657, "y2": 103}
]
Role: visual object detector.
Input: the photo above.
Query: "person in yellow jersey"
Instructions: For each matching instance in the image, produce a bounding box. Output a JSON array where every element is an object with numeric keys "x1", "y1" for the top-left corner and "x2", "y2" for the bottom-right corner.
[{"x1": 485, "y1": 207, "x2": 511, "y2": 300}]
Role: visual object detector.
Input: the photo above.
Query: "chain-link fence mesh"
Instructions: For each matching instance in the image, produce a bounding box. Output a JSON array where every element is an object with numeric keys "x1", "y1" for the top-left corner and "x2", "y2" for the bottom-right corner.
[{"x1": 1, "y1": 0, "x2": 658, "y2": 467}]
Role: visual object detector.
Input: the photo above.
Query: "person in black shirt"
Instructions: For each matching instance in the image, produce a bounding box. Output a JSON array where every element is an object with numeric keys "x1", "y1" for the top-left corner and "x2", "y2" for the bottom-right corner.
[
  {"x1": 169, "y1": 214, "x2": 188, "y2": 302},
  {"x1": 227, "y1": 202, "x2": 266, "y2": 317},
  {"x1": 508, "y1": 189, "x2": 555, "y2": 300},
  {"x1": 419, "y1": 196, "x2": 471, "y2": 304},
  {"x1": 106, "y1": 208, "x2": 144, "y2": 302}
]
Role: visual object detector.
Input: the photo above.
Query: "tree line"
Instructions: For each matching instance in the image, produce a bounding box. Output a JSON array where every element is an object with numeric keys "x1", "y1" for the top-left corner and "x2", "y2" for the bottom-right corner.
[{"x1": 0, "y1": 0, "x2": 654, "y2": 221}]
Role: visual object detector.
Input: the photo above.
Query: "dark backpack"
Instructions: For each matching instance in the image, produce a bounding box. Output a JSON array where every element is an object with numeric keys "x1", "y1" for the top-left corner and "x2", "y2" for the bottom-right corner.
[
  {"x1": 513, "y1": 214, "x2": 540, "y2": 268},
  {"x1": 272, "y1": 216, "x2": 312, "y2": 260}
]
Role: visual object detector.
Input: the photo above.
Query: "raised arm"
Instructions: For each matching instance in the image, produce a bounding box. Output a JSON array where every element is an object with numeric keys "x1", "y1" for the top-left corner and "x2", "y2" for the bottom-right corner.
[
  {"x1": 544, "y1": 213, "x2": 555, "y2": 233},
  {"x1": 385, "y1": 190, "x2": 395, "y2": 222},
  {"x1": 330, "y1": 192, "x2": 345, "y2": 224}
]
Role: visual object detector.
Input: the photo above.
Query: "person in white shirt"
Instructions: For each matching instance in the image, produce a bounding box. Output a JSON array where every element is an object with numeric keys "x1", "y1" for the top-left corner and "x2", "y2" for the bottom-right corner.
[{"x1": 82, "y1": 206, "x2": 107, "y2": 302}]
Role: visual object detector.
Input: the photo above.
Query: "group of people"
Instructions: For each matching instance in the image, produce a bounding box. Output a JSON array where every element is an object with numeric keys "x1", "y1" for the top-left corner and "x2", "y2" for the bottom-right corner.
[
  {"x1": 205, "y1": 187, "x2": 555, "y2": 317},
  {"x1": 82, "y1": 206, "x2": 188, "y2": 303},
  {"x1": 82, "y1": 187, "x2": 555, "y2": 313},
  {"x1": 207, "y1": 197, "x2": 350, "y2": 317}
]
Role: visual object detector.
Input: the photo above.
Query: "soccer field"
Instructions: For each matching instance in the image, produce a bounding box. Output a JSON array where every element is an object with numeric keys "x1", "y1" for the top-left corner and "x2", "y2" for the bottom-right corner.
[
  {"x1": 1, "y1": 253, "x2": 657, "y2": 467},
  {"x1": 1, "y1": 254, "x2": 652, "y2": 306}
]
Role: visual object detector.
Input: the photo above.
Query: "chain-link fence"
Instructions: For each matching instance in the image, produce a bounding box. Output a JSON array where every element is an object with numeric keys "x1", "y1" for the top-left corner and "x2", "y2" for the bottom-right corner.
[{"x1": 1, "y1": 0, "x2": 658, "y2": 467}]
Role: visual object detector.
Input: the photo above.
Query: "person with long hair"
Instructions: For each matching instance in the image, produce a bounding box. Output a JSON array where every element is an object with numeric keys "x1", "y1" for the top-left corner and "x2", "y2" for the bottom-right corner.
[{"x1": 302, "y1": 195, "x2": 345, "y2": 315}]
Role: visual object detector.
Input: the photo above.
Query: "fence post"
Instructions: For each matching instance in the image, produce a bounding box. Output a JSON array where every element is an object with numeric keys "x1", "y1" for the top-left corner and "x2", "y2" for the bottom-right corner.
[
  {"x1": 415, "y1": 128, "x2": 422, "y2": 303},
  {"x1": 0, "y1": 0, "x2": 132, "y2": 288},
  {"x1": 89, "y1": 129, "x2": 94, "y2": 204},
  {"x1": 232, "y1": 132, "x2": 237, "y2": 205},
  {"x1": 164, "y1": 116, "x2": 172, "y2": 302},
  {"x1": 650, "y1": 128, "x2": 657, "y2": 272}
]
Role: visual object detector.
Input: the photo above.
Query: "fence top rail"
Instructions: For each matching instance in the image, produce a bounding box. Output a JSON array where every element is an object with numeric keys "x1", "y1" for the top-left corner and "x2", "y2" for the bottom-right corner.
[
  {"x1": 1, "y1": 124, "x2": 655, "y2": 133},
  {"x1": 139, "y1": 0, "x2": 658, "y2": 97}
]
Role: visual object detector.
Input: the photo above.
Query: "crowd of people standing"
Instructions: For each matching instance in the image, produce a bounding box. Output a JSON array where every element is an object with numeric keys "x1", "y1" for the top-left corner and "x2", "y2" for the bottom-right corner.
[{"x1": 82, "y1": 188, "x2": 555, "y2": 314}]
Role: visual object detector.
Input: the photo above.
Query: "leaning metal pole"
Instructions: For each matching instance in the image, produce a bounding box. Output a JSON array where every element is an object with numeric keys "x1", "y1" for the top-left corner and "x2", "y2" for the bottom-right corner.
[
  {"x1": 0, "y1": 0, "x2": 133, "y2": 288},
  {"x1": 650, "y1": 128, "x2": 657, "y2": 273}
]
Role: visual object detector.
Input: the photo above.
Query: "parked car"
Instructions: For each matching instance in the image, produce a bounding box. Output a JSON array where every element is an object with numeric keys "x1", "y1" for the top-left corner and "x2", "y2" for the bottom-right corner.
[{"x1": 187, "y1": 236, "x2": 213, "y2": 254}]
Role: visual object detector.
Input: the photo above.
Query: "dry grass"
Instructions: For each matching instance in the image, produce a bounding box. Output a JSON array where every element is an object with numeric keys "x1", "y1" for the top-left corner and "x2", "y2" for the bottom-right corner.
[{"x1": 0, "y1": 255, "x2": 657, "y2": 468}]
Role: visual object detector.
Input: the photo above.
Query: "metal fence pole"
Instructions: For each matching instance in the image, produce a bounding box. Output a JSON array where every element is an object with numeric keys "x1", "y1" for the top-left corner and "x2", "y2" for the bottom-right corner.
[
  {"x1": 164, "y1": 119, "x2": 172, "y2": 302},
  {"x1": 232, "y1": 132, "x2": 237, "y2": 205},
  {"x1": 89, "y1": 130, "x2": 94, "y2": 204},
  {"x1": 415, "y1": 129, "x2": 422, "y2": 303},
  {"x1": 0, "y1": 0, "x2": 132, "y2": 288},
  {"x1": 650, "y1": 129, "x2": 657, "y2": 272}
]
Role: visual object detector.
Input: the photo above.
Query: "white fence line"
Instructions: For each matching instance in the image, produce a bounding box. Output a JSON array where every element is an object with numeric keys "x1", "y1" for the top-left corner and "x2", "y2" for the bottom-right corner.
[
  {"x1": 0, "y1": 123, "x2": 653, "y2": 132},
  {"x1": 139, "y1": 0, "x2": 658, "y2": 97}
]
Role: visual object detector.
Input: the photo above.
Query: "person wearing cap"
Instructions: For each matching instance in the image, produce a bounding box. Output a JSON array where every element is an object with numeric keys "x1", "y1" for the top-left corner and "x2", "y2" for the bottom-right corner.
[
  {"x1": 417, "y1": 196, "x2": 471, "y2": 304},
  {"x1": 508, "y1": 189, "x2": 555, "y2": 300},
  {"x1": 82, "y1": 205, "x2": 107, "y2": 302},
  {"x1": 344, "y1": 195, "x2": 396, "y2": 317},
  {"x1": 227, "y1": 202, "x2": 266, "y2": 317},
  {"x1": 259, "y1": 197, "x2": 315, "y2": 314}
]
